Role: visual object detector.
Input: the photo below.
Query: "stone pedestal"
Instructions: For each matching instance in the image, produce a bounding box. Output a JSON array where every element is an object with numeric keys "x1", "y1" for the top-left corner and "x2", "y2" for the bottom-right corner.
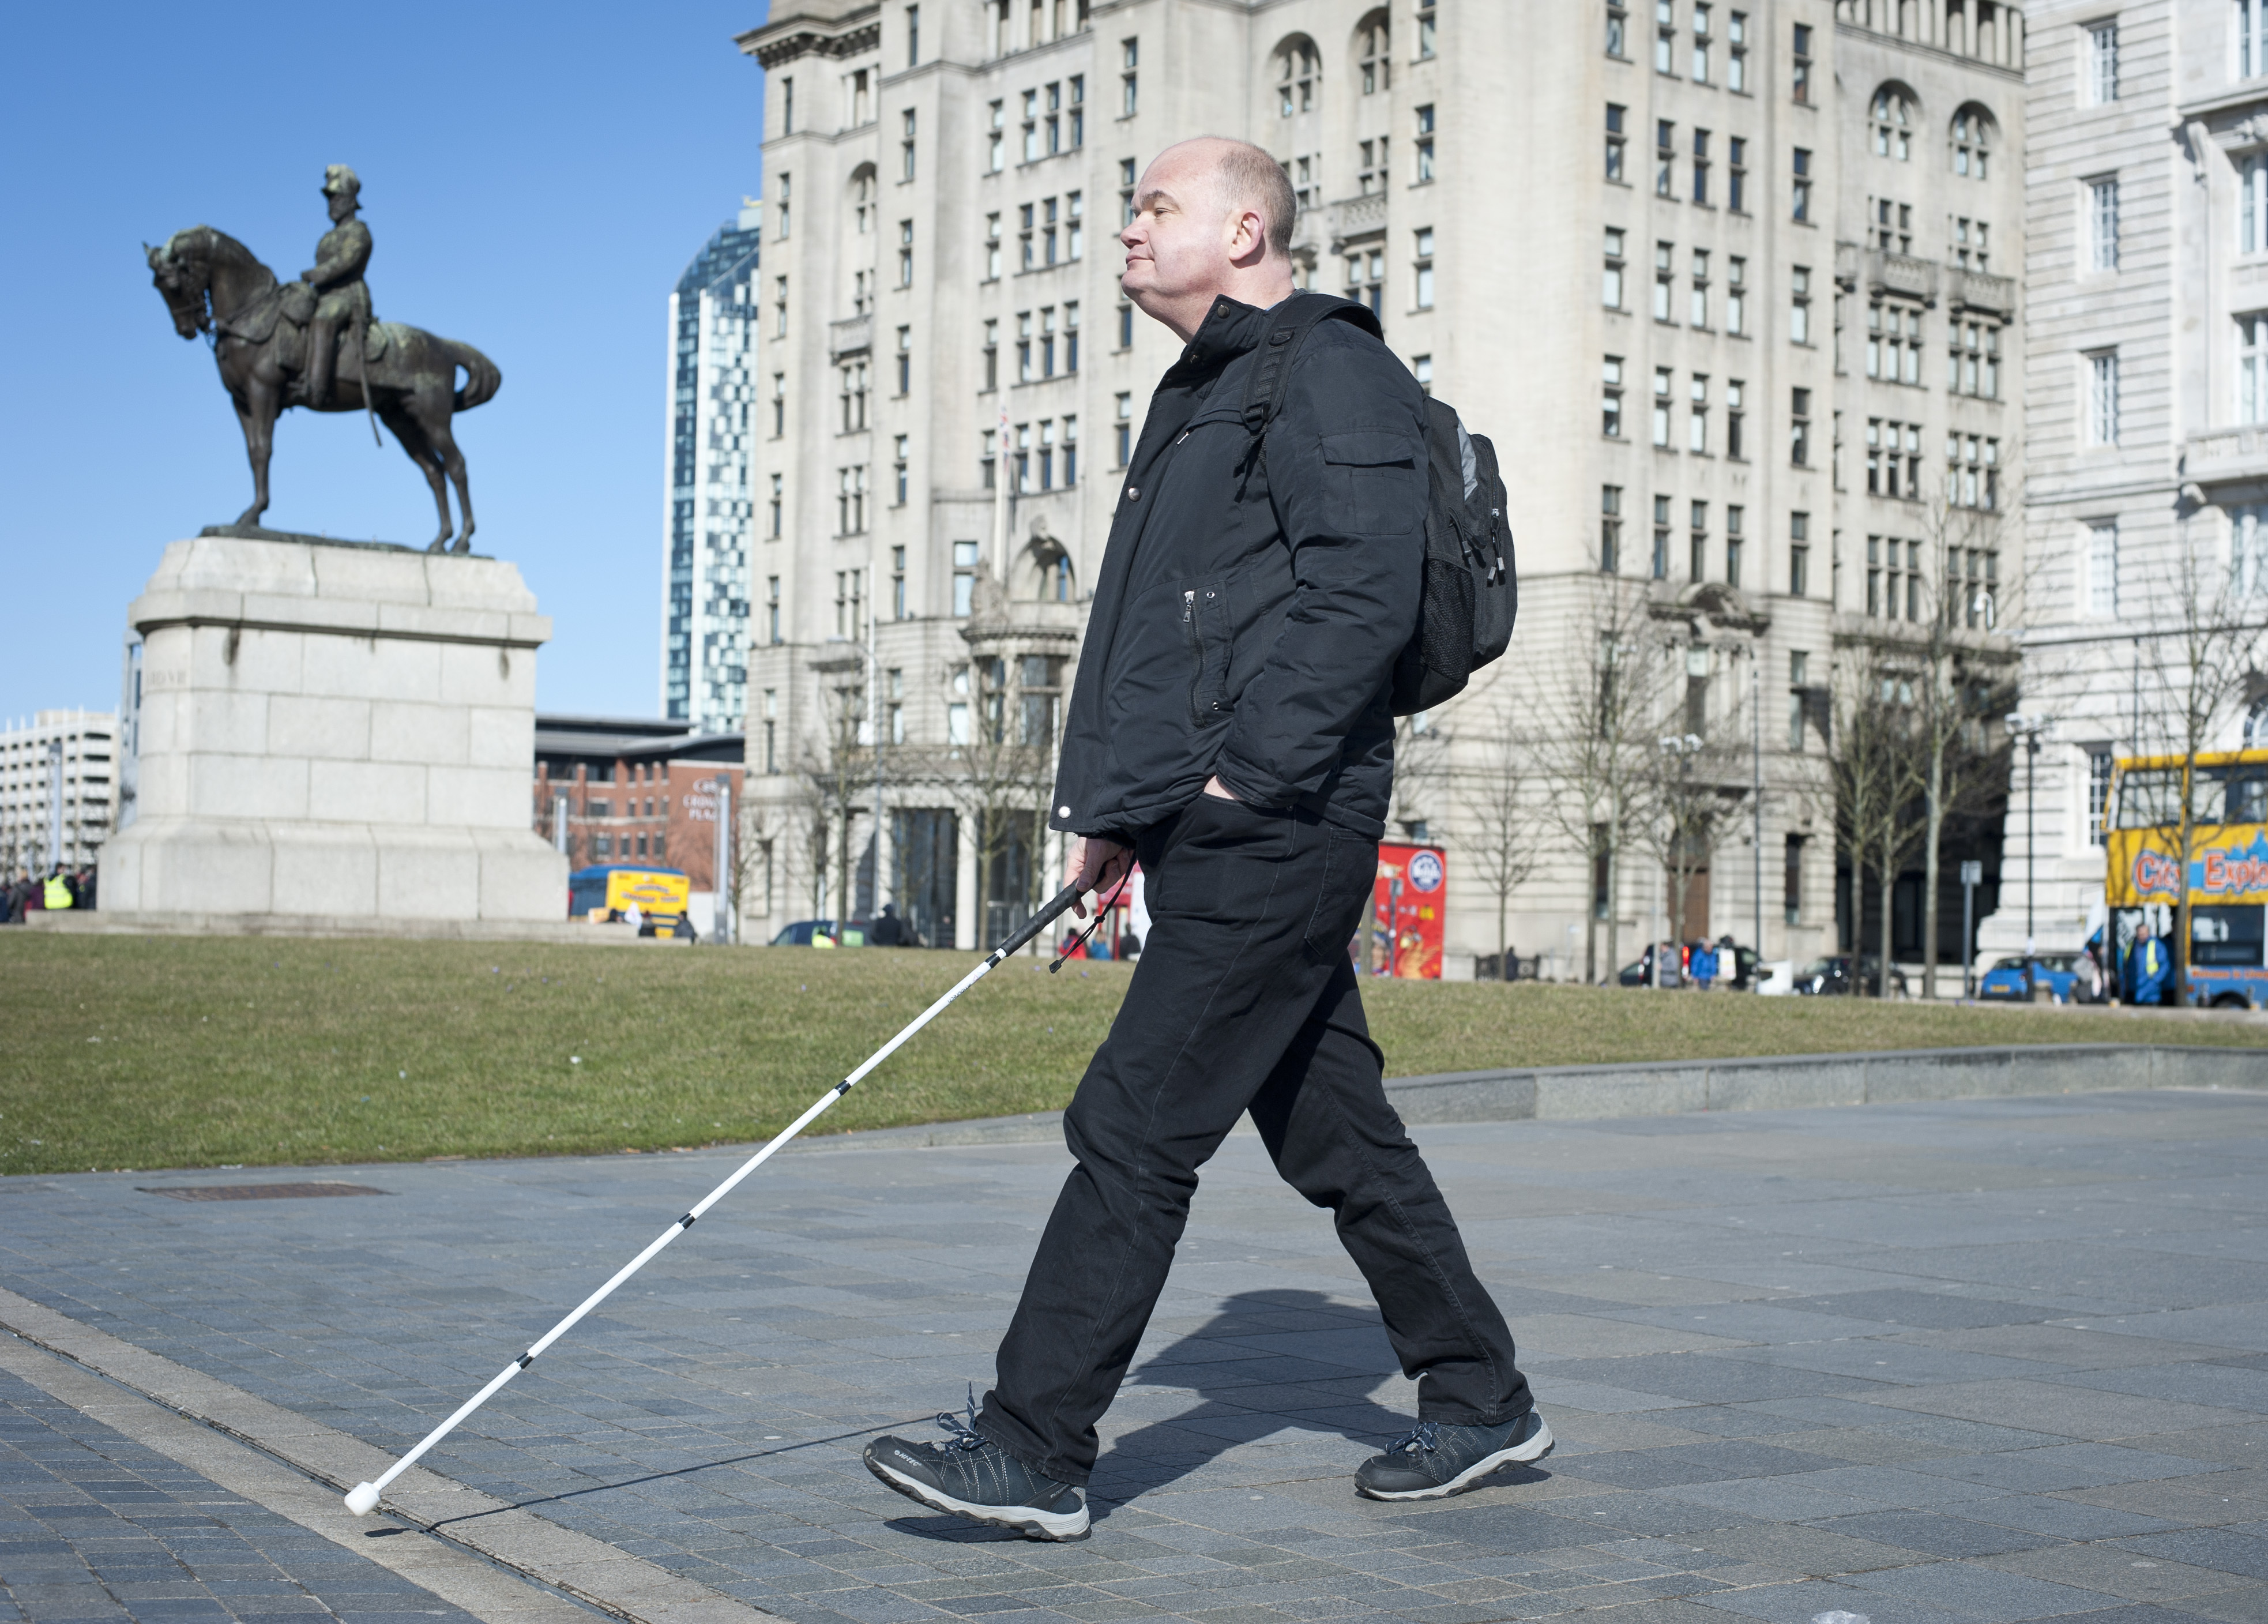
[{"x1": 100, "y1": 536, "x2": 566, "y2": 924}]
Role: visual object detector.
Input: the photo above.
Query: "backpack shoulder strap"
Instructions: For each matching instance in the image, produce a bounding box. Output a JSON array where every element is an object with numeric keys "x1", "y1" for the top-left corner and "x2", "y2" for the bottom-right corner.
[{"x1": 1241, "y1": 292, "x2": 1385, "y2": 435}]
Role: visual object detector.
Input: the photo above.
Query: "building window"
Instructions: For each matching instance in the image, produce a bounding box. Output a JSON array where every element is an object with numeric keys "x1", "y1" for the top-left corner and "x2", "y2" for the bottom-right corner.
[
  {"x1": 1791, "y1": 146, "x2": 1812, "y2": 221},
  {"x1": 891, "y1": 546, "x2": 907, "y2": 620},
  {"x1": 1654, "y1": 240, "x2": 1674, "y2": 320},
  {"x1": 898, "y1": 220, "x2": 915, "y2": 285},
  {"x1": 1791, "y1": 21, "x2": 1811, "y2": 102},
  {"x1": 1946, "y1": 433, "x2": 2000, "y2": 509},
  {"x1": 1727, "y1": 136, "x2": 1747, "y2": 212},
  {"x1": 840, "y1": 359, "x2": 870, "y2": 431},
  {"x1": 1017, "y1": 310, "x2": 1033, "y2": 382},
  {"x1": 1790, "y1": 265, "x2": 1811, "y2": 343},
  {"x1": 1656, "y1": 119, "x2": 1675, "y2": 197},
  {"x1": 2088, "y1": 518, "x2": 2120, "y2": 617},
  {"x1": 2235, "y1": 504, "x2": 2268, "y2": 596},
  {"x1": 1953, "y1": 216, "x2": 1990, "y2": 270},
  {"x1": 1867, "y1": 300, "x2": 1924, "y2": 384},
  {"x1": 1871, "y1": 87, "x2": 1913, "y2": 159},
  {"x1": 1689, "y1": 247, "x2": 1710, "y2": 326},
  {"x1": 1728, "y1": 9, "x2": 1748, "y2": 90},
  {"x1": 2246, "y1": 0, "x2": 2266, "y2": 78},
  {"x1": 2246, "y1": 155, "x2": 2268, "y2": 258},
  {"x1": 1606, "y1": 104, "x2": 1626, "y2": 182},
  {"x1": 1689, "y1": 499, "x2": 1708, "y2": 580},
  {"x1": 1418, "y1": 0, "x2": 1436, "y2": 59},
  {"x1": 768, "y1": 472, "x2": 783, "y2": 537},
  {"x1": 1412, "y1": 354, "x2": 1434, "y2": 394},
  {"x1": 772, "y1": 372, "x2": 786, "y2": 435},
  {"x1": 1692, "y1": 2, "x2": 1712, "y2": 80},
  {"x1": 1653, "y1": 366, "x2": 1673, "y2": 445},
  {"x1": 1603, "y1": 355, "x2": 1624, "y2": 437},
  {"x1": 2089, "y1": 176, "x2": 2122, "y2": 270},
  {"x1": 1726, "y1": 503, "x2": 1744, "y2": 587},
  {"x1": 2088, "y1": 350, "x2": 2122, "y2": 445},
  {"x1": 1652, "y1": 495, "x2": 1672, "y2": 579},
  {"x1": 774, "y1": 275, "x2": 788, "y2": 338},
  {"x1": 1070, "y1": 75, "x2": 1085, "y2": 147},
  {"x1": 1018, "y1": 203, "x2": 1035, "y2": 269},
  {"x1": 1040, "y1": 306, "x2": 1057, "y2": 375},
  {"x1": 1021, "y1": 89, "x2": 1040, "y2": 163},
  {"x1": 1726, "y1": 378, "x2": 1745, "y2": 458},
  {"x1": 766, "y1": 577, "x2": 781, "y2": 644},
  {"x1": 1949, "y1": 318, "x2": 2002, "y2": 398},
  {"x1": 988, "y1": 100, "x2": 1006, "y2": 172},
  {"x1": 1119, "y1": 156, "x2": 1137, "y2": 225},
  {"x1": 1064, "y1": 300, "x2": 1081, "y2": 371},
  {"x1": 1726, "y1": 255, "x2": 1746, "y2": 333},
  {"x1": 1114, "y1": 392, "x2": 1133, "y2": 464},
  {"x1": 893, "y1": 435, "x2": 910, "y2": 505},
  {"x1": 1601, "y1": 484, "x2": 1623, "y2": 572},
  {"x1": 1688, "y1": 373, "x2": 1710, "y2": 453},
  {"x1": 1044, "y1": 196, "x2": 1059, "y2": 264},
  {"x1": 762, "y1": 689, "x2": 778, "y2": 772},
  {"x1": 896, "y1": 325, "x2": 912, "y2": 394},
  {"x1": 1953, "y1": 106, "x2": 1992, "y2": 178},
  {"x1": 1416, "y1": 105, "x2": 1436, "y2": 183},
  {"x1": 953, "y1": 539, "x2": 980, "y2": 617},
  {"x1": 2089, "y1": 20, "x2": 2121, "y2": 103},
  {"x1": 1063, "y1": 415, "x2": 1079, "y2": 484},
  {"x1": 1603, "y1": 227, "x2": 1626, "y2": 307},
  {"x1": 1014, "y1": 421, "x2": 1032, "y2": 491},
  {"x1": 1656, "y1": 0, "x2": 1676, "y2": 73},
  {"x1": 781, "y1": 77, "x2": 795, "y2": 134},
  {"x1": 985, "y1": 212, "x2": 1002, "y2": 280},
  {"x1": 1067, "y1": 191, "x2": 1085, "y2": 260},
  {"x1": 901, "y1": 108, "x2": 917, "y2": 180},
  {"x1": 1866, "y1": 417, "x2": 1923, "y2": 497},
  {"x1": 1791, "y1": 387, "x2": 1811, "y2": 465},
  {"x1": 1790, "y1": 512, "x2": 1809, "y2": 596},
  {"x1": 2245, "y1": 314, "x2": 2268, "y2": 422},
  {"x1": 837, "y1": 467, "x2": 868, "y2": 535},
  {"x1": 1607, "y1": 0, "x2": 1627, "y2": 57},
  {"x1": 1117, "y1": 300, "x2": 1134, "y2": 347},
  {"x1": 1122, "y1": 36, "x2": 1138, "y2": 116},
  {"x1": 1691, "y1": 127, "x2": 1710, "y2": 204},
  {"x1": 774, "y1": 172, "x2": 791, "y2": 239},
  {"x1": 1784, "y1": 833, "x2": 1804, "y2": 918},
  {"x1": 1413, "y1": 228, "x2": 1435, "y2": 309},
  {"x1": 982, "y1": 318, "x2": 999, "y2": 391}
]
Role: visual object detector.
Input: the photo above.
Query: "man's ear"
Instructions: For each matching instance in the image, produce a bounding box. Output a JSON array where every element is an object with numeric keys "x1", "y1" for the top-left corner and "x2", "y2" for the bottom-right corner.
[{"x1": 1226, "y1": 207, "x2": 1269, "y2": 269}]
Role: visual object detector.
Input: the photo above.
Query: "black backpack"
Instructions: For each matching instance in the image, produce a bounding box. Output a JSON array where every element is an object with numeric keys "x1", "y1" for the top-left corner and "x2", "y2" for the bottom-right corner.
[{"x1": 1241, "y1": 292, "x2": 1516, "y2": 715}]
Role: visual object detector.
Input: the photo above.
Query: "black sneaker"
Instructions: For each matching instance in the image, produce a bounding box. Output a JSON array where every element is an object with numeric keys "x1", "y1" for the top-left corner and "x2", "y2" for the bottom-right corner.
[
  {"x1": 864, "y1": 1404, "x2": 1089, "y2": 1540},
  {"x1": 1353, "y1": 1412, "x2": 1555, "y2": 1501}
]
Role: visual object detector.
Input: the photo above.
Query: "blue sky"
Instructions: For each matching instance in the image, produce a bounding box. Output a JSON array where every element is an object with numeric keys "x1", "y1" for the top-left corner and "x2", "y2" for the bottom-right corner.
[{"x1": 0, "y1": 1, "x2": 769, "y2": 722}]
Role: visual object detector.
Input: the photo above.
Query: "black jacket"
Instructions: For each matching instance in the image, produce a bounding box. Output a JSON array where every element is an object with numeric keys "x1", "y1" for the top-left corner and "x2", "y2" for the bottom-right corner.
[{"x1": 1049, "y1": 294, "x2": 1426, "y2": 844}]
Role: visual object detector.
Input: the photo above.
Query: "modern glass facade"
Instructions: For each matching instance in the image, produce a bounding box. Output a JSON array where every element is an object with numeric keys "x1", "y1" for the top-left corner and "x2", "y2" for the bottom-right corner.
[{"x1": 663, "y1": 204, "x2": 762, "y2": 732}]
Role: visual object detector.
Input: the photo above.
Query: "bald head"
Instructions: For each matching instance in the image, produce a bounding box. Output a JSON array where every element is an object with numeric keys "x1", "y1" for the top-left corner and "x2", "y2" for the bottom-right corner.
[{"x1": 1120, "y1": 137, "x2": 1301, "y2": 341}]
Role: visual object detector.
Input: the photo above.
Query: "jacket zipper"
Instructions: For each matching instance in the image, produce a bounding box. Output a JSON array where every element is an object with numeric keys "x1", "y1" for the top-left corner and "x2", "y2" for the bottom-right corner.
[{"x1": 1183, "y1": 589, "x2": 1205, "y2": 724}]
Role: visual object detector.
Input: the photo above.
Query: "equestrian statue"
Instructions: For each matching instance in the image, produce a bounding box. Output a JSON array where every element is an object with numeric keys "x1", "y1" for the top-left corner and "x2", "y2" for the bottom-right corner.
[{"x1": 146, "y1": 166, "x2": 500, "y2": 553}]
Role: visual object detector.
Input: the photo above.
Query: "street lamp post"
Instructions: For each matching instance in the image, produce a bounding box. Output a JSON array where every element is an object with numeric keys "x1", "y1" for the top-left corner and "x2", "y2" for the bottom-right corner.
[
  {"x1": 1657, "y1": 731, "x2": 1703, "y2": 988},
  {"x1": 2004, "y1": 712, "x2": 2053, "y2": 999}
]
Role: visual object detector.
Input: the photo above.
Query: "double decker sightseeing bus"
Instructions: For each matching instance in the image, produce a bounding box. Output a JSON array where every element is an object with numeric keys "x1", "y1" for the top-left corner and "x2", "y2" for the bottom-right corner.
[{"x1": 2103, "y1": 749, "x2": 2268, "y2": 1008}]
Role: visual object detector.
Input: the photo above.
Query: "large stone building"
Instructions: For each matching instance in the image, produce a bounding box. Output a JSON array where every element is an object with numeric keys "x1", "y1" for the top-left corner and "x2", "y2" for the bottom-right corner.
[
  {"x1": 1985, "y1": 0, "x2": 2268, "y2": 967},
  {"x1": 664, "y1": 205, "x2": 765, "y2": 735},
  {"x1": 728, "y1": 0, "x2": 2028, "y2": 971}
]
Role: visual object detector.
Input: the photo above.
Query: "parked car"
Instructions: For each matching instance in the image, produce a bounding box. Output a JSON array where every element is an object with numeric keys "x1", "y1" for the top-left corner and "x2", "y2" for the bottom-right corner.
[
  {"x1": 771, "y1": 918, "x2": 872, "y2": 947},
  {"x1": 1751, "y1": 959, "x2": 1797, "y2": 995},
  {"x1": 1616, "y1": 940, "x2": 1762, "y2": 988},
  {"x1": 1978, "y1": 952, "x2": 2093, "y2": 1003},
  {"x1": 1792, "y1": 954, "x2": 1909, "y2": 998}
]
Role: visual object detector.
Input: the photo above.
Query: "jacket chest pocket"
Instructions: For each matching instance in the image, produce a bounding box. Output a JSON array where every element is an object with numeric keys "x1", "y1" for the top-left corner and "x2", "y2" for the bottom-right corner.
[{"x1": 1181, "y1": 581, "x2": 1232, "y2": 724}]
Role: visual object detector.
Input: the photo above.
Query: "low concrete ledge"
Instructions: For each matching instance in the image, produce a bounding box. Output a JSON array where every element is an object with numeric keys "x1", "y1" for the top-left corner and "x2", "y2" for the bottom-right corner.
[
  {"x1": 21, "y1": 911, "x2": 688, "y2": 945},
  {"x1": 1385, "y1": 1043, "x2": 2268, "y2": 1124}
]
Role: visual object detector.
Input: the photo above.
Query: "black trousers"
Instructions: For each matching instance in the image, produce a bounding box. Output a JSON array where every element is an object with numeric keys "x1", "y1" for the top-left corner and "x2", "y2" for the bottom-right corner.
[{"x1": 976, "y1": 795, "x2": 1532, "y2": 1486}]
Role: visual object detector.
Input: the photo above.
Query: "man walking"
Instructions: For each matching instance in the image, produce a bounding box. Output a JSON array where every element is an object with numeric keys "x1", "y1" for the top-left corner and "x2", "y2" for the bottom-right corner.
[{"x1": 864, "y1": 137, "x2": 1543, "y2": 1542}]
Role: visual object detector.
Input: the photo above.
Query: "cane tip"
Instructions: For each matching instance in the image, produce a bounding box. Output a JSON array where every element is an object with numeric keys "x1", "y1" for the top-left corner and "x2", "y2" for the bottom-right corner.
[{"x1": 345, "y1": 1482, "x2": 381, "y2": 1516}]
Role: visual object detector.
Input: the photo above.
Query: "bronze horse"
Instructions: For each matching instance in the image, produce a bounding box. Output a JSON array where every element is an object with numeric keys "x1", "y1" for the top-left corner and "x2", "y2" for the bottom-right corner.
[{"x1": 147, "y1": 226, "x2": 501, "y2": 552}]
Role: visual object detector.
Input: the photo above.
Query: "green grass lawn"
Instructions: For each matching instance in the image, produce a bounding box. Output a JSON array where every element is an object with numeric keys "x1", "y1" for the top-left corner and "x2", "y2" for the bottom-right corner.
[{"x1": 1, "y1": 933, "x2": 2259, "y2": 1175}]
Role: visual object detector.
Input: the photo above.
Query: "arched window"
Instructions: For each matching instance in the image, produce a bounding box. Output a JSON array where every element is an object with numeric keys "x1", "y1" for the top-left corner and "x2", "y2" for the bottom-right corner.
[
  {"x1": 1951, "y1": 103, "x2": 1996, "y2": 179},
  {"x1": 849, "y1": 166, "x2": 877, "y2": 234},
  {"x1": 1871, "y1": 85, "x2": 1917, "y2": 159},
  {"x1": 1276, "y1": 37, "x2": 1319, "y2": 116},
  {"x1": 1356, "y1": 10, "x2": 1391, "y2": 93}
]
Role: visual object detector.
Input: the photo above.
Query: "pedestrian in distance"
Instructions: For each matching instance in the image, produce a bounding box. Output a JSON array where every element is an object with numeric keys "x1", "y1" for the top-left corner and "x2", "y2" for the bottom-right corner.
[
  {"x1": 1691, "y1": 939, "x2": 1717, "y2": 992},
  {"x1": 870, "y1": 903, "x2": 905, "y2": 947},
  {"x1": 863, "y1": 136, "x2": 1547, "y2": 1543},
  {"x1": 2132, "y1": 920, "x2": 2170, "y2": 1006}
]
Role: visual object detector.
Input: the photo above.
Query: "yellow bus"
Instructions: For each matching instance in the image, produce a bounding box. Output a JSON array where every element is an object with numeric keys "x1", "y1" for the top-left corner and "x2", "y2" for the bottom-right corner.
[
  {"x1": 2104, "y1": 749, "x2": 2268, "y2": 1008},
  {"x1": 569, "y1": 866, "x2": 694, "y2": 937}
]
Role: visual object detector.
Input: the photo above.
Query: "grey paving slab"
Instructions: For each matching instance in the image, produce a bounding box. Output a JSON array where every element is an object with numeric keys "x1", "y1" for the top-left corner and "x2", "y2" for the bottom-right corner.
[
  {"x1": 0, "y1": 1367, "x2": 479, "y2": 1624},
  {"x1": 3, "y1": 1088, "x2": 2267, "y2": 1622}
]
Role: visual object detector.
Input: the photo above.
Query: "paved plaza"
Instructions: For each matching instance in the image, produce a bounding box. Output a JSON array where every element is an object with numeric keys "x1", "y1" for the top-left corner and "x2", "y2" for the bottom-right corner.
[{"x1": 2, "y1": 1087, "x2": 2267, "y2": 1623}]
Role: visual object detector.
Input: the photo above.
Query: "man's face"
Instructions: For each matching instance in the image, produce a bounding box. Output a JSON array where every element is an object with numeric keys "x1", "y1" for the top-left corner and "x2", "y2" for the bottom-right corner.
[
  {"x1": 1119, "y1": 145, "x2": 1233, "y2": 319},
  {"x1": 326, "y1": 190, "x2": 355, "y2": 223}
]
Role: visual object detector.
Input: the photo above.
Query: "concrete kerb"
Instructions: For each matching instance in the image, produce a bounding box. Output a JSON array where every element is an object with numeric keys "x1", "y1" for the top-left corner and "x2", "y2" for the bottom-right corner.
[
  {"x1": 1383, "y1": 1042, "x2": 2268, "y2": 1123},
  {"x1": 0, "y1": 1285, "x2": 778, "y2": 1624}
]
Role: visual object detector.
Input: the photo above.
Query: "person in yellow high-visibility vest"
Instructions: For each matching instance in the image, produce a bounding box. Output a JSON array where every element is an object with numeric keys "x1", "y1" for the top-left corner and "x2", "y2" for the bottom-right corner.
[{"x1": 43, "y1": 869, "x2": 74, "y2": 911}]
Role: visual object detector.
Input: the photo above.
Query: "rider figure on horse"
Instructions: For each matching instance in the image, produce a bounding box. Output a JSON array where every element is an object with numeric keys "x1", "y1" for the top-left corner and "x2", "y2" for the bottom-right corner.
[{"x1": 301, "y1": 164, "x2": 373, "y2": 409}]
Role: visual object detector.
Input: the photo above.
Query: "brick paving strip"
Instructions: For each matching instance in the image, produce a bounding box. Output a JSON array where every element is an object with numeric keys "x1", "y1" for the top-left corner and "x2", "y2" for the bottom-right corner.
[
  {"x1": 2, "y1": 1089, "x2": 2268, "y2": 1622},
  {"x1": 0, "y1": 1290, "x2": 772, "y2": 1623}
]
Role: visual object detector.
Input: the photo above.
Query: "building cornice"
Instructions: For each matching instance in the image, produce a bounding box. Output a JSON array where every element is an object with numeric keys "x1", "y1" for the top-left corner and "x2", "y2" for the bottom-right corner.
[
  {"x1": 736, "y1": 2, "x2": 881, "y2": 70},
  {"x1": 1832, "y1": 19, "x2": 2023, "y2": 84},
  {"x1": 2179, "y1": 82, "x2": 2268, "y2": 123}
]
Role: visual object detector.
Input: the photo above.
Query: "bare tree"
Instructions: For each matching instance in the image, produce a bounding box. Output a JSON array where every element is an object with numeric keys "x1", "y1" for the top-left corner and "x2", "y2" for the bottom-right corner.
[
  {"x1": 1533, "y1": 582, "x2": 1669, "y2": 983},
  {"x1": 798, "y1": 657, "x2": 872, "y2": 928},
  {"x1": 2133, "y1": 509, "x2": 2268, "y2": 999},
  {"x1": 1823, "y1": 641, "x2": 1917, "y2": 995},
  {"x1": 1635, "y1": 701, "x2": 1747, "y2": 965},
  {"x1": 1454, "y1": 695, "x2": 1540, "y2": 978}
]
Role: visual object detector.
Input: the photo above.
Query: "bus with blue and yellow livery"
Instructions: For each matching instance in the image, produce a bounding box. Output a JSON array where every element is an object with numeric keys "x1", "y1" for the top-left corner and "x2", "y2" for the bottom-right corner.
[
  {"x1": 2104, "y1": 749, "x2": 2268, "y2": 1009},
  {"x1": 569, "y1": 866, "x2": 694, "y2": 937}
]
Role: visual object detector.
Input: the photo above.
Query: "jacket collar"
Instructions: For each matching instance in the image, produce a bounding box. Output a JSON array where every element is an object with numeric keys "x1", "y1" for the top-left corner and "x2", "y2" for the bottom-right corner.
[{"x1": 1168, "y1": 295, "x2": 1277, "y2": 379}]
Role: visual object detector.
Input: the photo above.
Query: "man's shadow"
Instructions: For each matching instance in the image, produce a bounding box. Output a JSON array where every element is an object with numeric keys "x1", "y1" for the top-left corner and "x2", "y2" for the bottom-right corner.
[{"x1": 1086, "y1": 1287, "x2": 1545, "y2": 1509}]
